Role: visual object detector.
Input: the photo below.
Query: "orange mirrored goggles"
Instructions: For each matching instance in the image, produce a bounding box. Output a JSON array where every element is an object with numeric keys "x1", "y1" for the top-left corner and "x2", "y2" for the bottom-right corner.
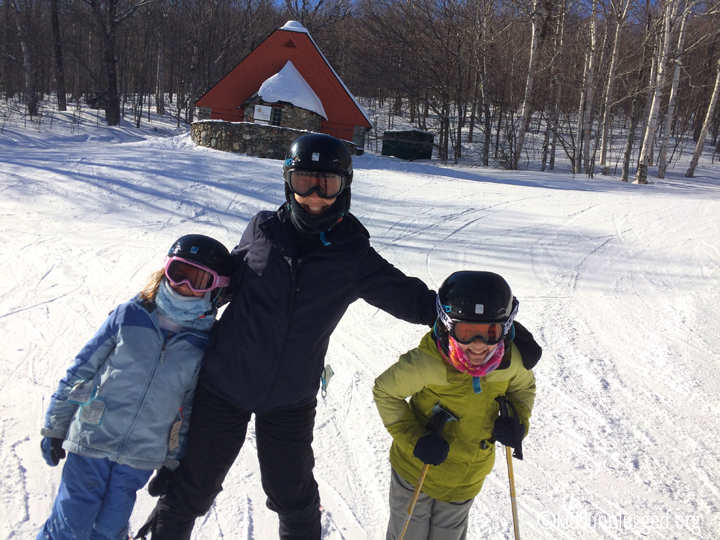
[{"x1": 451, "y1": 321, "x2": 505, "y2": 345}]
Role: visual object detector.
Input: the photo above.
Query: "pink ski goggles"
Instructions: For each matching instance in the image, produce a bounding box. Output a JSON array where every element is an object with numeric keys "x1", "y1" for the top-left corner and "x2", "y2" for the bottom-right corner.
[{"x1": 163, "y1": 256, "x2": 230, "y2": 293}]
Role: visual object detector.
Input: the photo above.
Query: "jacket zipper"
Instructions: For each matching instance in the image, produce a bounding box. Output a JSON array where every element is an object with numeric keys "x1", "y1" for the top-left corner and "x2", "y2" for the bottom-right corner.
[
  {"x1": 116, "y1": 335, "x2": 165, "y2": 458},
  {"x1": 115, "y1": 311, "x2": 208, "y2": 458}
]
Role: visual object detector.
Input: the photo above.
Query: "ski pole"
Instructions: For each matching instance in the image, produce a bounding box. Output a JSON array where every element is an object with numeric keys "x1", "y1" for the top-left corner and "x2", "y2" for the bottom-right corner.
[
  {"x1": 397, "y1": 462, "x2": 430, "y2": 540},
  {"x1": 496, "y1": 396, "x2": 522, "y2": 540},
  {"x1": 504, "y1": 443, "x2": 521, "y2": 540},
  {"x1": 397, "y1": 405, "x2": 457, "y2": 540}
]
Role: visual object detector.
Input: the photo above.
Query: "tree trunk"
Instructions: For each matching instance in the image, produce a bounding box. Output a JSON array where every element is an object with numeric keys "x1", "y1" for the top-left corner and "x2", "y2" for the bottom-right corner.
[
  {"x1": 638, "y1": 39, "x2": 659, "y2": 167},
  {"x1": 13, "y1": 0, "x2": 38, "y2": 116},
  {"x1": 50, "y1": 0, "x2": 66, "y2": 111},
  {"x1": 635, "y1": 0, "x2": 680, "y2": 184},
  {"x1": 156, "y1": 38, "x2": 165, "y2": 115},
  {"x1": 514, "y1": 0, "x2": 540, "y2": 170},
  {"x1": 187, "y1": 38, "x2": 200, "y2": 124},
  {"x1": 686, "y1": 59, "x2": 720, "y2": 177},
  {"x1": 582, "y1": 0, "x2": 599, "y2": 175},
  {"x1": 483, "y1": 102, "x2": 491, "y2": 166},
  {"x1": 468, "y1": 72, "x2": 479, "y2": 143},
  {"x1": 621, "y1": 96, "x2": 642, "y2": 182},
  {"x1": 543, "y1": 6, "x2": 566, "y2": 172},
  {"x1": 575, "y1": 51, "x2": 589, "y2": 173},
  {"x1": 88, "y1": 0, "x2": 121, "y2": 125},
  {"x1": 658, "y1": 8, "x2": 689, "y2": 178},
  {"x1": 599, "y1": 0, "x2": 630, "y2": 174}
]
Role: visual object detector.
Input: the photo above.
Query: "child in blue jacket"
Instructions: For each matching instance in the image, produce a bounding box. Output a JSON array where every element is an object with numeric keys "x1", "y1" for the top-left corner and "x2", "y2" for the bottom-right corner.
[{"x1": 36, "y1": 234, "x2": 232, "y2": 540}]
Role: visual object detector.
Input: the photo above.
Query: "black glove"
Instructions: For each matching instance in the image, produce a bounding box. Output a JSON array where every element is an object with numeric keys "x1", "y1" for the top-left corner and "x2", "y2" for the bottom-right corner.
[
  {"x1": 40, "y1": 437, "x2": 66, "y2": 467},
  {"x1": 493, "y1": 415, "x2": 524, "y2": 448},
  {"x1": 413, "y1": 432, "x2": 449, "y2": 466},
  {"x1": 147, "y1": 466, "x2": 173, "y2": 497}
]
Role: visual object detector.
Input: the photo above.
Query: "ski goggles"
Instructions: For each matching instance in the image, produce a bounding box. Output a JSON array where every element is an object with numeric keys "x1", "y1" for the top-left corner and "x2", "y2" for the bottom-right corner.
[
  {"x1": 163, "y1": 256, "x2": 230, "y2": 293},
  {"x1": 287, "y1": 171, "x2": 345, "y2": 199},
  {"x1": 437, "y1": 296, "x2": 519, "y2": 345},
  {"x1": 450, "y1": 321, "x2": 506, "y2": 345}
]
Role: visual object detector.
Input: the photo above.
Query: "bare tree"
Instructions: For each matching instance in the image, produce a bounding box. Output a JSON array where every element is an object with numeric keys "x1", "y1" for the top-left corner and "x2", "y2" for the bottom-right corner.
[
  {"x1": 598, "y1": 0, "x2": 631, "y2": 174},
  {"x1": 635, "y1": 0, "x2": 682, "y2": 184},
  {"x1": 686, "y1": 58, "x2": 720, "y2": 176},
  {"x1": 514, "y1": 0, "x2": 541, "y2": 169},
  {"x1": 581, "y1": 0, "x2": 599, "y2": 174},
  {"x1": 83, "y1": 0, "x2": 155, "y2": 125},
  {"x1": 541, "y1": 2, "x2": 567, "y2": 172},
  {"x1": 12, "y1": 0, "x2": 38, "y2": 115},
  {"x1": 50, "y1": 0, "x2": 67, "y2": 111},
  {"x1": 657, "y1": 6, "x2": 690, "y2": 177}
]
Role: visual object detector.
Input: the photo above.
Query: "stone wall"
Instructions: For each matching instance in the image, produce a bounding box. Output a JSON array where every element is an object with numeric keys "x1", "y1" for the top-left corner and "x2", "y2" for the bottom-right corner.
[
  {"x1": 191, "y1": 120, "x2": 357, "y2": 160},
  {"x1": 244, "y1": 103, "x2": 323, "y2": 132}
]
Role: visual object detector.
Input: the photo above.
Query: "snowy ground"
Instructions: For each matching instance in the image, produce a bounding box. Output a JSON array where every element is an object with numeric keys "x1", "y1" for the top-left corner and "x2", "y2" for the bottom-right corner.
[{"x1": 1, "y1": 108, "x2": 719, "y2": 540}]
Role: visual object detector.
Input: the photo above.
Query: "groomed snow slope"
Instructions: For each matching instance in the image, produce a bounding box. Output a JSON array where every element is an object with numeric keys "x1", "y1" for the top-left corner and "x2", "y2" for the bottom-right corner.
[{"x1": 1, "y1": 112, "x2": 719, "y2": 539}]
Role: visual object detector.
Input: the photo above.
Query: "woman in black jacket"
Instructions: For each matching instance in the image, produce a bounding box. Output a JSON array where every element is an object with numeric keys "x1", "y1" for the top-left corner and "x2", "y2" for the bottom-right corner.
[{"x1": 140, "y1": 134, "x2": 437, "y2": 540}]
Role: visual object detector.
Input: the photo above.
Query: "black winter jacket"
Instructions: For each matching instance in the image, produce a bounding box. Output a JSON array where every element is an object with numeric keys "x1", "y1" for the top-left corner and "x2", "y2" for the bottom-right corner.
[{"x1": 200, "y1": 207, "x2": 437, "y2": 412}]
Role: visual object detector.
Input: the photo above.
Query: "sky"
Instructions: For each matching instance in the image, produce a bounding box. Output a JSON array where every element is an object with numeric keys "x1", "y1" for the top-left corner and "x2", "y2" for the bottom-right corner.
[{"x1": 0, "y1": 107, "x2": 719, "y2": 540}]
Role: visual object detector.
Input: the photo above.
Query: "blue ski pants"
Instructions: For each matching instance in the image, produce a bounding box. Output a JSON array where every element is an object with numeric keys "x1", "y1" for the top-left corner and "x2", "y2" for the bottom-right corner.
[{"x1": 36, "y1": 452, "x2": 153, "y2": 540}]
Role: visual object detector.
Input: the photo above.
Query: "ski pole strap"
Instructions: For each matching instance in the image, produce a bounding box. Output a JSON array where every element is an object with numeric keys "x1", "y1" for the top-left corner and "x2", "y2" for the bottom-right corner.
[
  {"x1": 495, "y1": 396, "x2": 524, "y2": 460},
  {"x1": 506, "y1": 398, "x2": 524, "y2": 460},
  {"x1": 427, "y1": 403, "x2": 458, "y2": 435},
  {"x1": 320, "y1": 364, "x2": 335, "y2": 398},
  {"x1": 134, "y1": 506, "x2": 157, "y2": 539}
]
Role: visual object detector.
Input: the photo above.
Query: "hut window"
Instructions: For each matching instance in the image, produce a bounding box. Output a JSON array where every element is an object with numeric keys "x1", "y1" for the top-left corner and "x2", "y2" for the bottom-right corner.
[{"x1": 270, "y1": 107, "x2": 283, "y2": 126}]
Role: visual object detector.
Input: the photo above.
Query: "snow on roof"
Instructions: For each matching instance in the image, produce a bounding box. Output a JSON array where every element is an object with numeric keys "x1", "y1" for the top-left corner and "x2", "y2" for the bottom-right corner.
[
  {"x1": 276, "y1": 21, "x2": 373, "y2": 129},
  {"x1": 280, "y1": 21, "x2": 309, "y2": 34},
  {"x1": 257, "y1": 61, "x2": 328, "y2": 120}
]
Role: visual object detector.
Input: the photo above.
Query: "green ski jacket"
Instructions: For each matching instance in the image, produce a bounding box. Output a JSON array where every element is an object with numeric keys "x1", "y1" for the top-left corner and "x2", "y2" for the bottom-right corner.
[{"x1": 373, "y1": 331, "x2": 536, "y2": 502}]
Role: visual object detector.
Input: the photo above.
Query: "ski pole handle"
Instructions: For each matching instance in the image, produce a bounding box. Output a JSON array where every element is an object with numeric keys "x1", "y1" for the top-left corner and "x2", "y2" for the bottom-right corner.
[{"x1": 495, "y1": 396, "x2": 523, "y2": 460}]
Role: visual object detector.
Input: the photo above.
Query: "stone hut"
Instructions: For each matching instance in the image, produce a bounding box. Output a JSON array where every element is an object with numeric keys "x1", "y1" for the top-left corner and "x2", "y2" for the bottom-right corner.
[{"x1": 192, "y1": 21, "x2": 372, "y2": 159}]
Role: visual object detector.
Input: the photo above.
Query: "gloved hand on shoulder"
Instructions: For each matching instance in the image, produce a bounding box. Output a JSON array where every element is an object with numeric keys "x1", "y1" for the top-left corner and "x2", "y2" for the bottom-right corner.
[
  {"x1": 40, "y1": 437, "x2": 66, "y2": 467},
  {"x1": 413, "y1": 432, "x2": 449, "y2": 466},
  {"x1": 147, "y1": 466, "x2": 174, "y2": 497}
]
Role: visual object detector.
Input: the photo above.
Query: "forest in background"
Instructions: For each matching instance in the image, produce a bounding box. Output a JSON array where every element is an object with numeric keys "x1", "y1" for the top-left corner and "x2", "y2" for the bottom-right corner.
[{"x1": 2, "y1": 0, "x2": 719, "y2": 182}]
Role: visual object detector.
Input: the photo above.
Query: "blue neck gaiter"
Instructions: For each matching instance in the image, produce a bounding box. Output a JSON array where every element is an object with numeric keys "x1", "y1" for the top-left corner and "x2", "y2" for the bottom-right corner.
[{"x1": 154, "y1": 280, "x2": 216, "y2": 332}]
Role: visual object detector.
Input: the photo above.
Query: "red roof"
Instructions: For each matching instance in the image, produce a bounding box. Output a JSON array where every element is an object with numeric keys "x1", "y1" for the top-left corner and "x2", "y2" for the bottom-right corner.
[{"x1": 196, "y1": 23, "x2": 372, "y2": 140}]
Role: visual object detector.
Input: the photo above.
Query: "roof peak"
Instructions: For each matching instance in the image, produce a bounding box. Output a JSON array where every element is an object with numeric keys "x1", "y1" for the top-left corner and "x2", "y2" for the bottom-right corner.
[{"x1": 280, "y1": 21, "x2": 309, "y2": 34}]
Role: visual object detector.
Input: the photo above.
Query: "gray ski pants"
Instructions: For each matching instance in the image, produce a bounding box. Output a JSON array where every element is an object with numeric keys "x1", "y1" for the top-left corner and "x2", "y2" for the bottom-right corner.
[{"x1": 386, "y1": 468, "x2": 474, "y2": 540}]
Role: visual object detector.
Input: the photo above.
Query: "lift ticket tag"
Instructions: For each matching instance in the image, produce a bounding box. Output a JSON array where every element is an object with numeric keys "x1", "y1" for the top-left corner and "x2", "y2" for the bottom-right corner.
[
  {"x1": 80, "y1": 400, "x2": 106, "y2": 425},
  {"x1": 168, "y1": 420, "x2": 182, "y2": 451},
  {"x1": 68, "y1": 381, "x2": 93, "y2": 404}
]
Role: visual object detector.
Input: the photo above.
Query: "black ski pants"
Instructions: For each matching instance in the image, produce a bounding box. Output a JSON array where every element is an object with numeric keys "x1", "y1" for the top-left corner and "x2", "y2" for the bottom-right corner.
[{"x1": 149, "y1": 382, "x2": 321, "y2": 540}]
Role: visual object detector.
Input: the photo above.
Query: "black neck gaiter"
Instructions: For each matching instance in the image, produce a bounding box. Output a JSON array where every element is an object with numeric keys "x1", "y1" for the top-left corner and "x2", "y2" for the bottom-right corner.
[{"x1": 285, "y1": 185, "x2": 350, "y2": 238}]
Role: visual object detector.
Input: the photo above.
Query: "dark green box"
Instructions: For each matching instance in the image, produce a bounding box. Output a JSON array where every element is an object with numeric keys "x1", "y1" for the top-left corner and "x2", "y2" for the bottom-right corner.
[{"x1": 381, "y1": 130, "x2": 434, "y2": 161}]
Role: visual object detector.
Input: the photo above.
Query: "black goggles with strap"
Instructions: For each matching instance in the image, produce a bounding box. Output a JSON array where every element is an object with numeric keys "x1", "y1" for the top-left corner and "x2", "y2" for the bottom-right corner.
[{"x1": 287, "y1": 170, "x2": 345, "y2": 199}]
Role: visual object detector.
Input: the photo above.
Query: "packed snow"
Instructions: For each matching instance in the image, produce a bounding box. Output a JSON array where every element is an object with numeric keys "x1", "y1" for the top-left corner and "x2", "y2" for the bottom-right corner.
[{"x1": 1, "y1": 108, "x2": 719, "y2": 540}]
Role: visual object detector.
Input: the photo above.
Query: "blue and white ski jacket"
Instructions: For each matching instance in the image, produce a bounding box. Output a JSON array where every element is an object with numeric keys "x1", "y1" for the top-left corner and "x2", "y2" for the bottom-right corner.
[{"x1": 41, "y1": 298, "x2": 210, "y2": 471}]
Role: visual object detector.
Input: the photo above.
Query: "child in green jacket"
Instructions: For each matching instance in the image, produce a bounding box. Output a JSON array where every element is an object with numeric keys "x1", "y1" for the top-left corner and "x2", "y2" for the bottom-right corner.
[{"x1": 373, "y1": 271, "x2": 541, "y2": 540}]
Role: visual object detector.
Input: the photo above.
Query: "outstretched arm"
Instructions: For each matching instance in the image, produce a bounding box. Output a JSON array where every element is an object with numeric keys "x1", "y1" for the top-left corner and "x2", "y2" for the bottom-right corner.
[{"x1": 357, "y1": 246, "x2": 436, "y2": 327}]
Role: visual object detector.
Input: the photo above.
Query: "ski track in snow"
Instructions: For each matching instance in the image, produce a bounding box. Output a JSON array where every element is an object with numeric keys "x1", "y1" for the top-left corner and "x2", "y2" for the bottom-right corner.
[{"x1": 1, "y1": 113, "x2": 720, "y2": 539}]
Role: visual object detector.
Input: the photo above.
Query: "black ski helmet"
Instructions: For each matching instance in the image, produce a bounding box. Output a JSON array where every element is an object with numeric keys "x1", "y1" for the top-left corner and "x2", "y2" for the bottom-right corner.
[
  {"x1": 167, "y1": 234, "x2": 233, "y2": 280},
  {"x1": 283, "y1": 133, "x2": 353, "y2": 188},
  {"x1": 437, "y1": 271, "x2": 518, "y2": 337}
]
